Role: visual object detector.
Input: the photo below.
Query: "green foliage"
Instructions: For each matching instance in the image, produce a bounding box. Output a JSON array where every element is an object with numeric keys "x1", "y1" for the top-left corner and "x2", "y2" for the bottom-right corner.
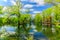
[
  {"x1": 53, "y1": 6, "x2": 60, "y2": 20},
  {"x1": 44, "y1": 0, "x2": 52, "y2": 3},
  {"x1": 43, "y1": 28, "x2": 54, "y2": 37},
  {"x1": 8, "y1": 16, "x2": 18, "y2": 26},
  {"x1": 0, "y1": 17, "x2": 3, "y2": 26},
  {"x1": 34, "y1": 13, "x2": 42, "y2": 31},
  {"x1": 34, "y1": 13, "x2": 42, "y2": 24},
  {"x1": 41, "y1": 4, "x2": 60, "y2": 39},
  {"x1": 55, "y1": 0, "x2": 60, "y2": 2},
  {"x1": 2, "y1": 16, "x2": 8, "y2": 25},
  {"x1": 0, "y1": 6, "x2": 3, "y2": 14},
  {"x1": 9, "y1": 6, "x2": 19, "y2": 15},
  {"x1": 44, "y1": 0, "x2": 60, "y2": 3},
  {"x1": 27, "y1": 35, "x2": 33, "y2": 40},
  {"x1": 4, "y1": 6, "x2": 19, "y2": 15},
  {"x1": 20, "y1": 14, "x2": 31, "y2": 24},
  {"x1": 19, "y1": 14, "x2": 31, "y2": 33},
  {"x1": 42, "y1": 8, "x2": 53, "y2": 17}
]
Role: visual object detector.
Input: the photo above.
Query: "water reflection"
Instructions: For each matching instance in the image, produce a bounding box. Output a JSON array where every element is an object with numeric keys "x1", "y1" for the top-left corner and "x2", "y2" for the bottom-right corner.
[{"x1": 0, "y1": 24, "x2": 48, "y2": 40}]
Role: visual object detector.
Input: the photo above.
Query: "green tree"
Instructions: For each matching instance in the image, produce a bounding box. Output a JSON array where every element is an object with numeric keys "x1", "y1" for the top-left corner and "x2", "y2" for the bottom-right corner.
[
  {"x1": 0, "y1": 6, "x2": 3, "y2": 26},
  {"x1": 2, "y1": 0, "x2": 32, "y2": 40},
  {"x1": 0, "y1": 6, "x2": 3, "y2": 14},
  {"x1": 2, "y1": 0, "x2": 21, "y2": 40},
  {"x1": 34, "y1": 13, "x2": 42, "y2": 32}
]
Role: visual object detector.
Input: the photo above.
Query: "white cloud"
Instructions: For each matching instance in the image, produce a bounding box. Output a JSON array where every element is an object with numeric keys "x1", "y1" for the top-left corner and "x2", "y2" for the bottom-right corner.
[
  {"x1": 30, "y1": 0, "x2": 45, "y2": 6},
  {"x1": 10, "y1": 0, "x2": 16, "y2": 5},
  {"x1": 21, "y1": 9, "x2": 26, "y2": 12},
  {"x1": 33, "y1": 11, "x2": 42, "y2": 13},
  {"x1": 30, "y1": 9, "x2": 34, "y2": 11},
  {"x1": 21, "y1": 0, "x2": 27, "y2": 1},
  {"x1": 30, "y1": 0, "x2": 35, "y2": 2},
  {"x1": 24, "y1": 4, "x2": 34, "y2": 8},
  {"x1": 4, "y1": 0, "x2": 7, "y2": 2}
]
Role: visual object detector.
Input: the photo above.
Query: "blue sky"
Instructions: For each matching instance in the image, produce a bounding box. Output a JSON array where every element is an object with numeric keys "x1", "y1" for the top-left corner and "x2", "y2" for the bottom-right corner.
[
  {"x1": 0, "y1": 0, "x2": 16, "y2": 6},
  {"x1": 0, "y1": 0, "x2": 53, "y2": 14},
  {"x1": 21, "y1": 0, "x2": 53, "y2": 14},
  {"x1": 0, "y1": 0, "x2": 11, "y2": 6}
]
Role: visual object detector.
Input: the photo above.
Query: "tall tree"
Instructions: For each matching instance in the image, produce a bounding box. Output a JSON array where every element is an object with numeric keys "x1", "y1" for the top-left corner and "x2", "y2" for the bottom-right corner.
[
  {"x1": 3, "y1": 0, "x2": 21, "y2": 40},
  {"x1": 3, "y1": 0, "x2": 32, "y2": 40},
  {"x1": 0, "y1": 6, "x2": 3, "y2": 26}
]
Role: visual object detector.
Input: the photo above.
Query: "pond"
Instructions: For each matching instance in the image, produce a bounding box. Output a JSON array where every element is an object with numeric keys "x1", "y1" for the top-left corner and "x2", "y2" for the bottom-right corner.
[{"x1": 0, "y1": 25, "x2": 48, "y2": 40}]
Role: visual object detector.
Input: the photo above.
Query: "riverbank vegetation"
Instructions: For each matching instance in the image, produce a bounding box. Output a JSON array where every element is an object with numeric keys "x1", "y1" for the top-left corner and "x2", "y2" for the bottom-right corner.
[{"x1": 0, "y1": 0, "x2": 60, "y2": 40}]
